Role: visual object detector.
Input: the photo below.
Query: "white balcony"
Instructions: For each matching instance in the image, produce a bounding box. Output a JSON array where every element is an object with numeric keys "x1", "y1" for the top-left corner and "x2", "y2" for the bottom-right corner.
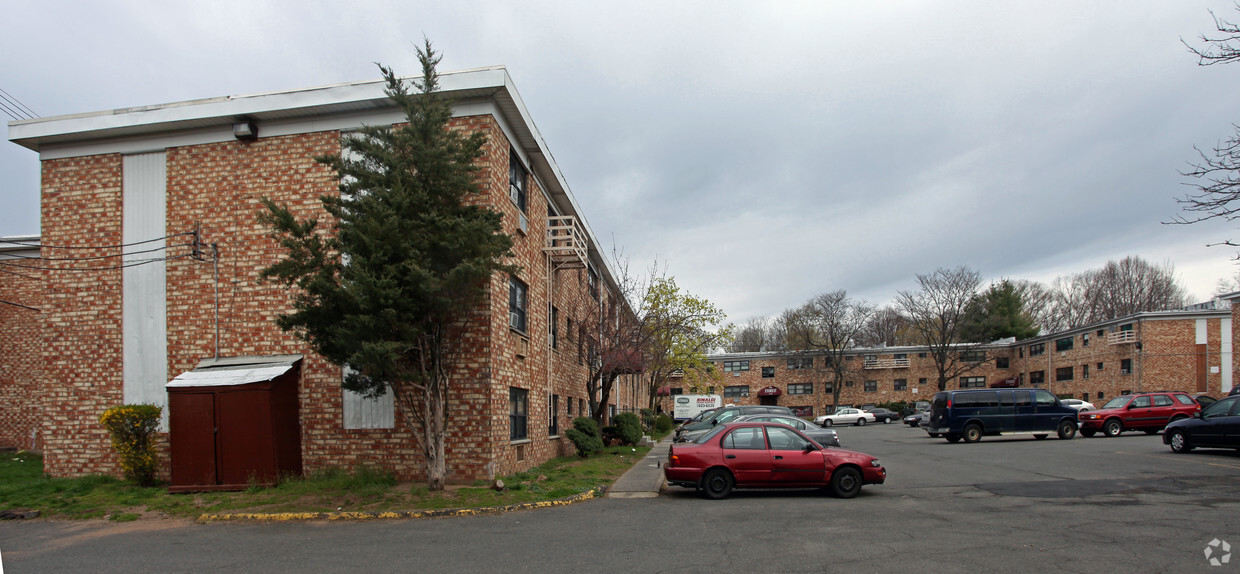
[
  {"x1": 864, "y1": 357, "x2": 910, "y2": 369},
  {"x1": 1107, "y1": 331, "x2": 1136, "y2": 345},
  {"x1": 545, "y1": 215, "x2": 588, "y2": 269}
]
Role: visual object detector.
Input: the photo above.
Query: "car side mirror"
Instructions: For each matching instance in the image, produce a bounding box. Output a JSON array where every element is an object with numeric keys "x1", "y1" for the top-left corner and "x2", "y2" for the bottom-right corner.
[
  {"x1": 803, "y1": 443, "x2": 817, "y2": 453},
  {"x1": 711, "y1": 419, "x2": 718, "y2": 426}
]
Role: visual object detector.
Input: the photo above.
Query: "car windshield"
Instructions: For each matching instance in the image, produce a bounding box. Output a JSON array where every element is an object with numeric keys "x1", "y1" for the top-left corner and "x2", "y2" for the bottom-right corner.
[
  {"x1": 1102, "y1": 397, "x2": 1130, "y2": 409},
  {"x1": 693, "y1": 425, "x2": 728, "y2": 444}
]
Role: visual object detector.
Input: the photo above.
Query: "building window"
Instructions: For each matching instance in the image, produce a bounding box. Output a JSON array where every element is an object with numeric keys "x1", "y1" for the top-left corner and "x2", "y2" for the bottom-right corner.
[
  {"x1": 893, "y1": 353, "x2": 907, "y2": 360},
  {"x1": 509, "y1": 276, "x2": 528, "y2": 333},
  {"x1": 823, "y1": 381, "x2": 834, "y2": 393},
  {"x1": 788, "y1": 383, "x2": 813, "y2": 395},
  {"x1": 588, "y1": 265, "x2": 599, "y2": 300},
  {"x1": 550, "y1": 394, "x2": 559, "y2": 436},
  {"x1": 845, "y1": 380, "x2": 855, "y2": 388},
  {"x1": 1097, "y1": 362, "x2": 1103, "y2": 371},
  {"x1": 1029, "y1": 370, "x2": 1045, "y2": 385},
  {"x1": 579, "y1": 398, "x2": 585, "y2": 416},
  {"x1": 724, "y1": 385, "x2": 749, "y2": 399},
  {"x1": 1029, "y1": 343, "x2": 1045, "y2": 356},
  {"x1": 960, "y1": 350, "x2": 986, "y2": 363},
  {"x1": 1082, "y1": 333, "x2": 1090, "y2": 348},
  {"x1": 787, "y1": 357, "x2": 813, "y2": 369},
  {"x1": 1097, "y1": 391, "x2": 1104, "y2": 400},
  {"x1": 995, "y1": 357, "x2": 1010, "y2": 369},
  {"x1": 960, "y1": 376, "x2": 985, "y2": 388},
  {"x1": 918, "y1": 352, "x2": 927, "y2": 358},
  {"x1": 762, "y1": 366, "x2": 775, "y2": 378},
  {"x1": 670, "y1": 388, "x2": 683, "y2": 395},
  {"x1": 894, "y1": 379, "x2": 908, "y2": 391},
  {"x1": 1121, "y1": 358, "x2": 1132, "y2": 374},
  {"x1": 723, "y1": 360, "x2": 750, "y2": 372},
  {"x1": 510, "y1": 387, "x2": 528, "y2": 441},
  {"x1": 567, "y1": 396, "x2": 573, "y2": 416},
  {"x1": 1055, "y1": 337, "x2": 1074, "y2": 352},
  {"x1": 1082, "y1": 364, "x2": 1089, "y2": 379},
  {"x1": 864, "y1": 381, "x2": 877, "y2": 392},
  {"x1": 550, "y1": 306, "x2": 558, "y2": 349},
  {"x1": 508, "y1": 149, "x2": 528, "y2": 213},
  {"x1": 1055, "y1": 367, "x2": 1073, "y2": 382}
]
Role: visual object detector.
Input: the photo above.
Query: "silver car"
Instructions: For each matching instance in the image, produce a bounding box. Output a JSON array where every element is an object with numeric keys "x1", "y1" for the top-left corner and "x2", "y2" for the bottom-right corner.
[{"x1": 732, "y1": 414, "x2": 841, "y2": 447}]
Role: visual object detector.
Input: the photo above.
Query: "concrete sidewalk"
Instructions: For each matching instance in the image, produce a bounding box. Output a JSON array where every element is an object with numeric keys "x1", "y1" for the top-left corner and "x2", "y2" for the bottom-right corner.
[{"x1": 606, "y1": 435, "x2": 672, "y2": 498}]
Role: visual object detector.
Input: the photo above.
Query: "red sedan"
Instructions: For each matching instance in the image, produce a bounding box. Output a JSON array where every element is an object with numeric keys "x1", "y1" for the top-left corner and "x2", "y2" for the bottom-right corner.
[{"x1": 664, "y1": 422, "x2": 886, "y2": 499}]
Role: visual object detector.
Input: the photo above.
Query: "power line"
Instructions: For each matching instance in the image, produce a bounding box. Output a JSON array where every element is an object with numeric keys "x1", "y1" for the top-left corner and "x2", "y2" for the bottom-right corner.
[
  {"x1": 0, "y1": 231, "x2": 195, "y2": 250},
  {"x1": 0, "y1": 252, "x2": 198, "y2": 272},
  {"x1": 0, "y1": 87, "x2": 37, "y2": 120},
  {"x1": 0, "y1": 299, "x2": 39, "y2": 312},
  {"x1": 0, "y1": 242, "x2": 191, "y2": 262}
]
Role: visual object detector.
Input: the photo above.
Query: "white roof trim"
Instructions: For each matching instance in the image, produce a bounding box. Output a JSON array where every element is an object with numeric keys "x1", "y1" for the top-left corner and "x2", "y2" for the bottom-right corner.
[{"x1": 166, "y1": 364, "x2": 293, "y2": 388}]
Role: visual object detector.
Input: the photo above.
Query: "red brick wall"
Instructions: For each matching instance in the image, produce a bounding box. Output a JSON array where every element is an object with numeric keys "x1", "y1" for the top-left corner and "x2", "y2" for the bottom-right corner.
[{"x1": 0, "y1": 248, "x2": 42, "y2": 451}]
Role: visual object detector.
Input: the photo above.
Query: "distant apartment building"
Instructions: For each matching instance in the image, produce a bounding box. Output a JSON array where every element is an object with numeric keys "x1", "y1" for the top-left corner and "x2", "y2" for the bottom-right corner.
[
  {"x1": 662, "y1": 307, "x2": 1233, "y2": 416},
  {"x1": 3, "y1": 67, "x2": 641, "y2": 483}
]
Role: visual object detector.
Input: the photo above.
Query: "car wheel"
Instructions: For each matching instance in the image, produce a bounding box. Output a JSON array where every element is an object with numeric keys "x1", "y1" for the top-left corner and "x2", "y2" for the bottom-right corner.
[
  {"x1": 822, "y1": 420, "x2": 833, "y2": 428},
  {"x1": 883, "y1": 417, "x2": 891, "y2": 424},
  {"x1": 1057, "y1": 420, "x2": 1076, "y2": 440},
  {"x1": 945, "y1": 434, "x2": 961, "y2": 443},
  {"x1": 963, "y1": 424, "x2": 982, "y2": 443},
  {"x1": 829, "y1": 466, "x2": 863, "y2": 499},
  {"x1": 1168, "y1": 430, "x2": 1194, "y2": 453},
  {"x1": 700, "y1": 468, "x2": 734, "y2": 500},
  {"x1": 928, "y1": 432, "x2": 941, "y2": 438},
  {"x1": 1033, "y1": 434, "x2": 1048, "y2": 440},
  {"x1": 1103, "y1": 419, "x2": 1123, "y2": 437},
  {"x1": 856, "y1": 418, "x2": 867, "y2": 426},
  {"x1": 1143, "y1": 428, "x2": 1159, "y2": 435},
  {"x1": 1080, "y1": 428, "x2": 1096, "y2": 438}
]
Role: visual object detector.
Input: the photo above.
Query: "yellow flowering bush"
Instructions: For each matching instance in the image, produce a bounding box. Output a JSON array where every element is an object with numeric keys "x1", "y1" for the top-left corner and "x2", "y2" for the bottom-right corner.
[{"x1": 99, "y1": 404, "x2": 162, "y2": 486}]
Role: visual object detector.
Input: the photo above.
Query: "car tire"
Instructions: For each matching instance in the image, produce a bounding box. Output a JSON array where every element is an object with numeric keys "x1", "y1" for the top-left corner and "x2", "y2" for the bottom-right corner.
[
  {"x1": 1168, "y1": 430, "x2": 1194, "y2": 453},
  {"x1": 963, "y1": 424, "x2": 982, "y2": 443},
  {"x1": 829, "y1": 466, "x2": 863, "y2": 499},
  {"x1": 1080, "y1": 428, "x2": 1096, "y2": 438},
  {"x1": 1143, "y1": 428, "x2": 1159, "y2": 435},
  {"x1": 856, "y1": 418, "x2": 867, "y2": 427},
  {"x1": 945, "y1": 434, "x2": 961, "y2": 443},
  {"x1": 883, "y1": 417, "x2": 891, "y2": 424},
  {"x1": 1057, "y1": 420, "x2": 1076, "y2": 440},
  {"x1": 1033, "y1": 434, "x2": 1048, "y2": 440},
  {"x1": 822, "y1": 420, "x2": 833, "y2": 428},
  {"x1": 1103, "y1": 419, "x2": 1123, "y2": 437},
  {"x1": 700, "y1": 468, "x2": 734, "y2": 500}
]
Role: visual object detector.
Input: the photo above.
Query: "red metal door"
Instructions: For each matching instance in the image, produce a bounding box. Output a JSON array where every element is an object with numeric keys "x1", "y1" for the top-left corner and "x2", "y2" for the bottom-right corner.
[{"x1": 169, "y1": 392, "x2": 216, "y2": 487}]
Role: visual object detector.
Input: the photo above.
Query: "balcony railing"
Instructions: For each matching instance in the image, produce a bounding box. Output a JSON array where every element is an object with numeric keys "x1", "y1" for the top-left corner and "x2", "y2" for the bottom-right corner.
[
  {"x1": 1107, "y1": 331, "x2": 1136, "y2": 345},
  {"x1": 545, "y1": 215, "x2": 588, "y2": 269},
  {"x1": 864, "y1": 357, "x2": 910, "y2": 369}
]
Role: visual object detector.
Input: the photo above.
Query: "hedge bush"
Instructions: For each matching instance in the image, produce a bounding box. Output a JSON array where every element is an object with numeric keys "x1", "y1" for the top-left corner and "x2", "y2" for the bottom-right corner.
[
  {"x1": 655, "y1": 413, "x2": 674, "y2": 433},
  {"x1": 99, "y1": 404, "x2": 162, "y2": 486},
  {"x1": 565, "y1": 417, "x2": 603, "y2": 457},
  {"x1": 612, "y1": 412, "x2": 642, "y2": 446}
]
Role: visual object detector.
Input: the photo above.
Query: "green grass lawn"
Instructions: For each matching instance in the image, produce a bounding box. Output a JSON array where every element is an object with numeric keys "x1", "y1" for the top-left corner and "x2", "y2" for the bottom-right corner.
[{"x1": 0, "y1": 445, "x2": 652, "y2": 521}]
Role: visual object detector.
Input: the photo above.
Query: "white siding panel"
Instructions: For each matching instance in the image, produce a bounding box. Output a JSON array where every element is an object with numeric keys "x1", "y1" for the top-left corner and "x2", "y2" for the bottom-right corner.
[
  {"x1": 1223, "y1": 318, "x2": 1233, "y2": 394},
  {"x1": 1196, "y1": 319, "x2": 1208, "y2": 345},
  {"x1": 122, "y1": 152, "x2": 168, "y2": 417},
  {"x1": 342, "y1": 366, "x2": 395, "y2": 429}
]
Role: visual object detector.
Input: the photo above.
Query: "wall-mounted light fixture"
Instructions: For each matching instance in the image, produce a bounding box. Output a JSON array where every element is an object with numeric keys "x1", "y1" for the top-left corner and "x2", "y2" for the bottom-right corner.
[{"x1": 233, "y1": 120, "x2": 258, "y2": 141}]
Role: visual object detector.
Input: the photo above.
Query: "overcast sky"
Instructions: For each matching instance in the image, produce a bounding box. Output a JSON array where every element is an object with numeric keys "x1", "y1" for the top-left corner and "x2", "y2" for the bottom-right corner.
[{"x1": 5, "y1": 1, "x2": 1240, "y2": 323}]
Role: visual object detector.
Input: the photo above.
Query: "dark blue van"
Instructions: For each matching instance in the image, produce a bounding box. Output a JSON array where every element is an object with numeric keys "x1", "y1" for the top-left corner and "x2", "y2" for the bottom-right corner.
[{"x1": 925, "y1": 388, "x2": 1079, "y2": 443}]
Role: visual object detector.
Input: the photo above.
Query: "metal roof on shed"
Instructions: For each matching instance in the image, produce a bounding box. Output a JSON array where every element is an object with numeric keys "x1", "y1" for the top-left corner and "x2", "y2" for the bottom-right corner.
[{"x1": 166, "y1": 355, "x2": 302, "y2": 388}]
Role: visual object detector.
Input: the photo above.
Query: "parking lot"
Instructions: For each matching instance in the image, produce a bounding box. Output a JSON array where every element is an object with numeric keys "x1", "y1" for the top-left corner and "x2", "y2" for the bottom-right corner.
[{"x1": 3, "y1": 421, "x2": 1238, "y2": 573}]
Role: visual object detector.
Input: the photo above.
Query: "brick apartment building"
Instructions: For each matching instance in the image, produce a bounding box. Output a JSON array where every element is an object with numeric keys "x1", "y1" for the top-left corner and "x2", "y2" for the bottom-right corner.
[
  {"x1": 662, "y1": 306, "x2": 1234, "y2": 417},
  {"x1": 4, "y1": 67, "x2": 642, "y2": 482}
]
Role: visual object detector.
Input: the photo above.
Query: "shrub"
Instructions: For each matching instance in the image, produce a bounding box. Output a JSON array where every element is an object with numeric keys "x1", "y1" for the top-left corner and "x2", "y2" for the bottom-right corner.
[
  {"x1": 655, "y1": 413, "x2": 674, "y2": 433},
  {"x1": 601, "y1": 426, "x2": 622, "y2": 446},
  {"x1": 565, "y1": 417, "x2": 603, "y2": 457},
  {"x1": 99, "y1": 404, "x2": 162, "y2": 487},
  {"x1": 612, "y1": 412, "x2": 642, "y2": 445}
]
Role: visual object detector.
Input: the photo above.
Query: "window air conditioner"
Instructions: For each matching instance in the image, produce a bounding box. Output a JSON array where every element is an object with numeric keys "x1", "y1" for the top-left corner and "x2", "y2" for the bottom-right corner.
[
  {"x1": 510, "y1": 312, "x2": 521, "y2": 329},
  {"x1": 518, "y1": 212, "x2": 529, "y2": 234},
  {"x1": 1121, "y1": 369, "x2": 1129, "y2": 374},
  {"x1": 509, "y1": 184, "x2": 521, "y2": 205}
]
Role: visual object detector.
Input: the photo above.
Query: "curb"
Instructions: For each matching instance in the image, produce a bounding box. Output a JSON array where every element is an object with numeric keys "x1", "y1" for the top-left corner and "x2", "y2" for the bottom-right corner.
[{"x1": 196, "y1": 485, "x2": 608, "y2": 523}]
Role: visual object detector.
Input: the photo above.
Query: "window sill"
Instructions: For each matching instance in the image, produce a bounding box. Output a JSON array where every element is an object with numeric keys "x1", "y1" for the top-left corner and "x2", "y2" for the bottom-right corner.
[
  {"x1": 510, "y1": 438, "x2": 532, "y2": 446},
  {"x1": 548, "y1": 434, "x2": 560, "y2": 440}
]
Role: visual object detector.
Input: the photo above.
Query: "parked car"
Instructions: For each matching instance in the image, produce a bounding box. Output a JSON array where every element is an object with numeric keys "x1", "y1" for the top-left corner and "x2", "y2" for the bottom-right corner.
[
  {"x1": 1060, "y1": 399, "x2": 1096, "y2": 412},
  {"x1": 1077, "y1": 391, "x2": 1200, "y2": 437},
  {"x1": 733, "y1": 414, "x2": 840, "y2": 447},
  {"x1": 866, "y1": 408, "x2": 900, "y2": 424},
  {"x1": 664, "y1": 422, "x2": 886, "y2": 499},
  {"x1": 1164, "y1": 395, "x2": 1240, "y2": 453},
  {"x1": 815, "y1": 408, "x2": 877, "y2": 427},
  {"x1": 924, "y1": 388, "x2": 1079, "y2": 443},
  {"x1": 919, "y1": 409, "x2": 937, "y2": 437},
  {"x1": 1192, "y1": 394, "x2": 1218, "y2": 408},
  {"x1": 1231, "y1": 387, "x2": 1240, "y2": 396},
  {"x1": 675, "y1": 405, "x2": 795, "y2": 442},
  {"x1": 903, "y1": 412, "x2": 923, "y2": 426}
]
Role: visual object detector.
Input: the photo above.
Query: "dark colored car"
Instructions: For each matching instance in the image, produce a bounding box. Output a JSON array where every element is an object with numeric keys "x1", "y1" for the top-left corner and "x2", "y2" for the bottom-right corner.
[
  {"x1": 733, "y1": 414, "x2": 841, "y2": 447},
  {"x1": 925, "y1": 388, "x2": 1079, "y2": 443},
  {"x1": 1193, "y1": 394, "x2": 1218, "y2": 408},
  {"x1": 1077, "y1": 391, "x2": 1200, "y2": 437},
  {"x1": 1164, "y1": 395, "x2": 1240, "y2": 453},
  {"x1": 664, "y1": 422, "x2": 886, "y2": 499},
  {"x1": 674, "y1": 405, "x2": 795, "y2": 442},
  {"x1": 866, "y1": 408, "x2": 899, "y2": 424}
]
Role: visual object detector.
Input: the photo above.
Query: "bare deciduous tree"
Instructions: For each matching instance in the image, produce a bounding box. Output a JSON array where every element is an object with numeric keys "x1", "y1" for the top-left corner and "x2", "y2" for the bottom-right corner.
[
  {"x1": 1042, "y1": 256, "x2": 1188, "y2": 330},
  {"x1": 783, "y1": 290, "x2": 874, "y2": 408},
  {"x1": 855, "y1": 305, "x2": 911, "y2": 348},
  {"x1": 895, "y1": 267, "x2": 985, "y2": 391},
  {"x1": 1170, "y1": 6, "x2": 1240, "y2": 253}
]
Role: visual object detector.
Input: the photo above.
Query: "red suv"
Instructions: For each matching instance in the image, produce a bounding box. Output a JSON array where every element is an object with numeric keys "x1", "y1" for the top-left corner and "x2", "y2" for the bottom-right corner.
[{"x1": 1077, "y1": 391, "x2": 1201, "y2": 437}]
